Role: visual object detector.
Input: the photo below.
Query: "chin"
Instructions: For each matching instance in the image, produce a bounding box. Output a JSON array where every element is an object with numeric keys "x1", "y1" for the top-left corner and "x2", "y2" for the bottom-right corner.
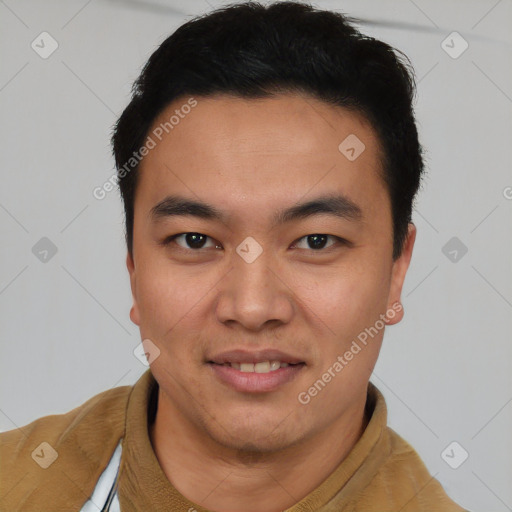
[
  {"x1": 213, "y1": 432, "x2": 297, "y2": 457},
  {"x1": 203, "y1": 413, "x2": 305, "y2": 456}
]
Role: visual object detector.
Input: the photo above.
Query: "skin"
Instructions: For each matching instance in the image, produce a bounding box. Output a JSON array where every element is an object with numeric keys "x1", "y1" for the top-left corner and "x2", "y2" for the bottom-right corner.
[{"x1": 127, "y1": 93, "x2": 416, "y2": 512}]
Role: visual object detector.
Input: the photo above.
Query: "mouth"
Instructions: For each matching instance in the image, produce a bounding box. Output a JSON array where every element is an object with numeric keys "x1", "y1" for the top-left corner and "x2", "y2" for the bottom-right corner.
[
  {"x1": 209, "y1": 360, "x2": 304, "y2": 373},
  {"x1": 206, "y1": 350, "x2": 306, "y2": 393}
]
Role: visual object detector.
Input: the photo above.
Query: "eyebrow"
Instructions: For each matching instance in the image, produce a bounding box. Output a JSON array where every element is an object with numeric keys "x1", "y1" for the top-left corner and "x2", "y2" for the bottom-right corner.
[{"x1": 150, "y1": 193, "x2": 363, "y2": 227}]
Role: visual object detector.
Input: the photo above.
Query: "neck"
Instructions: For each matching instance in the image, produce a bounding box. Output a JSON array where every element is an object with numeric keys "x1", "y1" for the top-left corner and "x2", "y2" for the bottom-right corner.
[{"x1": 149, "y1": 390, "x2": 369, "y2": 512}]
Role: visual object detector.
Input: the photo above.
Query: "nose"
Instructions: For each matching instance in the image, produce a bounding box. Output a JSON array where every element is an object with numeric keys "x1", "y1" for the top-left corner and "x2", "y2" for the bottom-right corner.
[{"x1": 215, "y1": 248, "x2": 294, "y2": 332}]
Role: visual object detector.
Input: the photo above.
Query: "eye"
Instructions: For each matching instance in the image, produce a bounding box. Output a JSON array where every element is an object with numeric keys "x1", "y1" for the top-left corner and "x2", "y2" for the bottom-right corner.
[
  {"x1": 161, "y1": 232, "x2": 348, "y2": 252},
  {"x1": 292, "y1": 234, "x2": 347, "y2": 251},
  {"x1": 163, "y1": 232, "x2": 221, "y2": 250}
]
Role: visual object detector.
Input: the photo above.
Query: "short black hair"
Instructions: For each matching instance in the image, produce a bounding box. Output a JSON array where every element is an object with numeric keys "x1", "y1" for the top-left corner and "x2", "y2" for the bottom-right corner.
[{"x1": 111, "y1": 0, "x2": 424, "y2": 261}]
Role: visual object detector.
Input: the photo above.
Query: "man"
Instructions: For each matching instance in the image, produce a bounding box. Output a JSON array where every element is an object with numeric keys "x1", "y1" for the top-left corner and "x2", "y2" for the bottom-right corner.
[{"x1": 0, "y1": 2, "x2": 469, "y2": 511}]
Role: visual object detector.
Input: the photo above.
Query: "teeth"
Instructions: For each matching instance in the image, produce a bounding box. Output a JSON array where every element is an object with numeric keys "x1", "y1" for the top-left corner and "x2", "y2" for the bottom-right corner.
[
  {"x1": 269, "y1": 361, "x2": 280, "y2": 371},
  {"x1": 232, "y1": 360, "x2": 290, "y2": 373},
  {"x1": 255, "y1": 361, "x2": 270, "y2": 373}
]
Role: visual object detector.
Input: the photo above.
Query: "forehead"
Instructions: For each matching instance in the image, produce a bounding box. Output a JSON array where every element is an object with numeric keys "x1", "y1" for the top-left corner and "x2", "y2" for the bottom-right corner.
[
  {"x1": 146, "y1": 93, "x2": 381, "y2": 158},
  {"x1": 136, "y1": 93, "x2": 389, "y2": 228}
]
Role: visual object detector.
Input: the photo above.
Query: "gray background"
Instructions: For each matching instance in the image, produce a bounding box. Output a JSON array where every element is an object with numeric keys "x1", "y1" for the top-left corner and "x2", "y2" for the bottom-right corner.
[{"x1": 1, "y1": 0, "x2": 511, "y2": 510}]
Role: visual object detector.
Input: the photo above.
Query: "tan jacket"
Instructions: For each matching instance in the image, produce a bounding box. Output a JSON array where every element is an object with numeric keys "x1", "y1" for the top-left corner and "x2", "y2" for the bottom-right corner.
[{"x1": 0, "y1": 370, "x2": 468, "y2": 511}]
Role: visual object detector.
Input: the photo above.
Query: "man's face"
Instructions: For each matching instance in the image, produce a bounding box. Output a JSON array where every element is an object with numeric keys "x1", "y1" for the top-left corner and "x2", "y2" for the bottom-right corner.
[{"x1": 127, "y1": 93, "x2": 415, "y2": 452}]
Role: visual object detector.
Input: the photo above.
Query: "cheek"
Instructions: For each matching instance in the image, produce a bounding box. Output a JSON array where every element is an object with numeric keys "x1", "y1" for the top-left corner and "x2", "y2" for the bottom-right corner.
[
  {"x1": 301, "y1": 258, "x2": 391, "y2": 343},
  {"x1": 135, "y1": 260, "x2": 217, "y2": 351},
  {"x1": 135, "y1": 264, "x2": 189, "y2": 334},
  {"x1": 135, "y1": 270, "x2": 207, "y2": 371}
]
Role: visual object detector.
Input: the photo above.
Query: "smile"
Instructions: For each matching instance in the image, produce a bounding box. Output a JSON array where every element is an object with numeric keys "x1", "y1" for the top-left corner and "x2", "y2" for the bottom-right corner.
[
  {"x1": 208, "y1": 361, "x2": 306, "y2": 392},
  {"x1": 214, "y1": 361, "x2": 294, "y2": 373}
]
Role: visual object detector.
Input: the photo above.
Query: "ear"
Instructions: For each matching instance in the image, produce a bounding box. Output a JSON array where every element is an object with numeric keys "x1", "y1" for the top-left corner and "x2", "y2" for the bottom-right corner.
[
  {"x1": 385, "y1": 223, "x2": 416, "y2": 325},
  {"x1": 126, "y1": 251, "x2": 140, "y2": 326}
]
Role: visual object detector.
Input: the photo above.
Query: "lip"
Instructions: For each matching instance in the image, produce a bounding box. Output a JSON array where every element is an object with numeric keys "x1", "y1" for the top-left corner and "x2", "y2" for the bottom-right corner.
[
  {"x1": 208, "y1": 362, "x2": 305, "y2": 393},
  {"x1": 207, "y1": 348, "x2": 305, "y2": 365}
]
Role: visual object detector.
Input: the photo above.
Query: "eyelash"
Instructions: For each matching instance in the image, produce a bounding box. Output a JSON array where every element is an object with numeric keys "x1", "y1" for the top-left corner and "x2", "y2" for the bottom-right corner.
[{"x1": 161, "y1": 232, "x2": 349, "y2": 252}]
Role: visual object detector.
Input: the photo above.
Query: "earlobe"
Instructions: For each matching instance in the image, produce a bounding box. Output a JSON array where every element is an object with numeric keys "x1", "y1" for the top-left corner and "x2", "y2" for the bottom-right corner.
[
  {"x1": 385, "y1": 223, "x2": 416, "y2": 326},
  {"x1": 126, "y1": 251, "x2": 141, "y2": 326}
]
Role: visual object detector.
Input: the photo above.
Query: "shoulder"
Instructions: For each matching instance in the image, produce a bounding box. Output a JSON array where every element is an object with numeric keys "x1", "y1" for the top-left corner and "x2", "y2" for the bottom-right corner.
[
  {"x1": 0, "y1": 383, "x2": 132, "y2": 511},
  {"x1": 0, "y1": 384, "x2": 132, "y2": 451},
  {"x1": 358, "y1": 426, "x2": 469, "y2": 511}
]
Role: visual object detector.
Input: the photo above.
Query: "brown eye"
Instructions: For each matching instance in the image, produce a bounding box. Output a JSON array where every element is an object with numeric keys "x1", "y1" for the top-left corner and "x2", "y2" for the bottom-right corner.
[
  {"x1": 164, "y1": 233, "x2": 221, "y2": 250},
  {"x1": 293, "y1": 234, "x2": 345, "y2": 251}
]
